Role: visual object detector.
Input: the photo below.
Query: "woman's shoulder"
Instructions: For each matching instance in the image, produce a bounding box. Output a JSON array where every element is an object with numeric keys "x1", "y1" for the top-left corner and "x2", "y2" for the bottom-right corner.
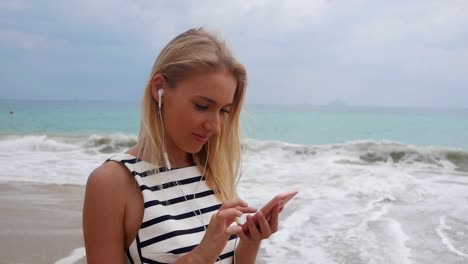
[
  {"x1": 85, "y1": 158, "x2": 136, "y2": 201},
  {"x1": 91, "y1": 159, "x2": 132, "y2": 180}
]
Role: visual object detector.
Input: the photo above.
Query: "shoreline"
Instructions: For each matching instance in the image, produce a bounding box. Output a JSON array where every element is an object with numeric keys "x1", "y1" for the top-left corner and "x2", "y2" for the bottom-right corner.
[{"x1": 0, "y1": 181, "x2": 86, "y2": 264}]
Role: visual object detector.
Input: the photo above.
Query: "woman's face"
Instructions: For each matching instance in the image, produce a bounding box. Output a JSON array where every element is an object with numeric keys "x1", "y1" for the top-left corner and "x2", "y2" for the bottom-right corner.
[{"x1": 161, "y1": 69, "x2": 237, "y2": 157}]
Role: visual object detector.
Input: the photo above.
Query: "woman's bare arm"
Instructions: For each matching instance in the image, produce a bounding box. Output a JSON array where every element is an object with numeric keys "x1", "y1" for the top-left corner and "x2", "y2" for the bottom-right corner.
[{"x1": 82, "y1": 163, "x2": 128, "y2": 264}]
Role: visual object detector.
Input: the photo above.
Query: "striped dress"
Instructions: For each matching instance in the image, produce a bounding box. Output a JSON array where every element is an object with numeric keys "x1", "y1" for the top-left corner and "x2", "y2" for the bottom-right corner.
[{"x1": 107, "y1": 153, "x2": 237, "y2": 264}]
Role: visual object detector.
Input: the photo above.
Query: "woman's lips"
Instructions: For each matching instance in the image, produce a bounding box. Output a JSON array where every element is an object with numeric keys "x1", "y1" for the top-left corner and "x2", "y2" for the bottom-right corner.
[{"x1": 192, "y1": 133, "x2": 208, "y2": 143}]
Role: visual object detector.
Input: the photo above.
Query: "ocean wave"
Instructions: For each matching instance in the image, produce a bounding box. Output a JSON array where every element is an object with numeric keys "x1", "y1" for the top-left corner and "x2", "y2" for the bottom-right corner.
[
  {"x1": 241, "y1": 139, "x2": 468, "y2": 172},
  {"x1": 0, "y1": 133, "x2": 138, "y2": 154},
  {"x1": 0, "y1": 135, "x2": 78, "y2": 152},
  {"x1": 241, "y1": 138, "x2": 318, "y2": 155},
  {"x1": 83, "y1": 134, "x2": 138, "y2": 153},
  {"x1": 342, "y1": 141, "x2": 468, "y2": 172},
  {"x1": 1, "y1": 134, "x2": 467, "y2": 172}
]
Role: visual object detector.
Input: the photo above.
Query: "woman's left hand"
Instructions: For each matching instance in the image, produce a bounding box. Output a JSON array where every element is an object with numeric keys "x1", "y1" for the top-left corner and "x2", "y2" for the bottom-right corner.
[{"x1": 237, "y1": 205, "x2": 279, "y2": 243}]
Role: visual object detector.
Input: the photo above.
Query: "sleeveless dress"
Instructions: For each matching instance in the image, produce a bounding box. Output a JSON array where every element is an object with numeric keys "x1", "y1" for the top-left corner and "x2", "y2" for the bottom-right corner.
[{"x1": 107, "y1": 153, "x2": 237, "y2": 264}]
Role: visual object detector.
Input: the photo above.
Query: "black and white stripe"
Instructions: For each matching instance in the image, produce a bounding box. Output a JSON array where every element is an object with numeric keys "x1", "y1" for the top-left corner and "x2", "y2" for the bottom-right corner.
[{"x1": 107, "y1": 153, "x2": 236, "y2": 264}]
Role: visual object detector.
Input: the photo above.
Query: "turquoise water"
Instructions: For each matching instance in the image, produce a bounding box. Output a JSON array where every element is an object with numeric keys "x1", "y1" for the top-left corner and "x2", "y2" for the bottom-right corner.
[
  {"x1": 243, "y1": 104, "x2": 468, "y2": 149},
  {"x1": 1, "y1": 99, "x2": 468, "y2": 149},
  {"x1": 0, "y1": 100, "x2": 139, "y2": 135}
]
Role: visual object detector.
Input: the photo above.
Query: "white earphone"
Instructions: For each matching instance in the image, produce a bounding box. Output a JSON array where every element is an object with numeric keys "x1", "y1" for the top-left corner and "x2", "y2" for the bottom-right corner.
[
  {"x1": 158, "y1": 88, "x2": 164, "y2": 111},
  {"x1": 157, "y1": 87, "x2": 171, "y2": 169}
]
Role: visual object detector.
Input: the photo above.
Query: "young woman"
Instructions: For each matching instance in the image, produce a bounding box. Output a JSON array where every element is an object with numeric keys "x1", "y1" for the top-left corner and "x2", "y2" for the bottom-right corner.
[{"x1": 82, "y1": 28, "x2": 280, "y2": 264}]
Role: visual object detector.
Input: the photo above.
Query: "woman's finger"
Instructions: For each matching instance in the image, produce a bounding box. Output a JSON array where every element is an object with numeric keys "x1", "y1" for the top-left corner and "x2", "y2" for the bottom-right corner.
[
  {"x1": 217, "y1": 208, "x2": 242, "y2": 220},
  {"x1": 256, "y1": 211, "x2": 272, "y2": 237},
  {"x1": 236, "y1": 206, "x2": 257, "y2": 214},
  {"x1": 269, "y1": 205, "x2": 280, "y2": 233},
  {"x1": 246, "y1": 215, "x2": 261, "y2": 239},
  {"x1": 242, "y1": 219, "x2": 249, "y2": 232},
  {"x1": 225, "y1": 224, "x2": 243, "y2": 235},
  {"x1": 236, "y1": 223, "x2": 250, "y2": 240},
  {"x1": 219, "y1": 199, "x2": 248, "y2": 210}
]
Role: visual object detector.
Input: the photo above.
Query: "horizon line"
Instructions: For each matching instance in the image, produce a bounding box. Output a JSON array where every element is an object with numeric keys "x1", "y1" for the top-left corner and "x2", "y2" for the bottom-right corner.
[{"x1": 1, "y1": 98, "x2": 467, "y2": 111}]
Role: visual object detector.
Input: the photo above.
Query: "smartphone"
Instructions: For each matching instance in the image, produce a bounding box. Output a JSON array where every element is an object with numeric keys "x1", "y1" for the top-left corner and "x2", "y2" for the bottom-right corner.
[
  {"x1": 259, "y1": 190, "x2": 298, "y2": 216},
  {"x1": 241, "y1": 190, "x2": 298, "y2": 231}
]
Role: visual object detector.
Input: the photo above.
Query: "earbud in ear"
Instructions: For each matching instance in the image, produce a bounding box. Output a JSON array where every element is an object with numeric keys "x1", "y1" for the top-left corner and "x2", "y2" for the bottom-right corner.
[{"x1": 158, "y1": 88, "x2": 164, "y2": 110}]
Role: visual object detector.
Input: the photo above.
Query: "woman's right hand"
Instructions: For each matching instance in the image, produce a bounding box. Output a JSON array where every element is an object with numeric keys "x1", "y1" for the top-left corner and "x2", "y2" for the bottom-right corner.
[{"x1": 190, "y1": 199, "x2": 257, "y2": 263}]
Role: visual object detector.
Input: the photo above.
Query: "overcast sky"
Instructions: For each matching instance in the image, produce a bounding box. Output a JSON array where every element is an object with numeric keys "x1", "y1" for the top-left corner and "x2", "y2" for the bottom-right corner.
[{"x1": 1, "y1": 0, "x2": 467, "y2": 108}]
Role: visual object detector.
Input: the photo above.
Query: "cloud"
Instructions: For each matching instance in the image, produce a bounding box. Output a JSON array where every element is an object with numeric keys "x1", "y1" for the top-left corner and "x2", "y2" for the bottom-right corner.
[
  {"x1": 1, "y1": 0, "x2": 467, "y2": 108},
  {"x1": 0, "y1": 30, "x2": 48, "y2": 49},
  {"x1": 0, "y1": 0, "x2": 31, "y2": 11}
]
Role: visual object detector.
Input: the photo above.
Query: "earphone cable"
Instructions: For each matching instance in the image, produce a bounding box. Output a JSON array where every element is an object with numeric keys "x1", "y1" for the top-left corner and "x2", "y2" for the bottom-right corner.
[{"x1": 158, "y1": 100, "x2": 224, "y2": 263}]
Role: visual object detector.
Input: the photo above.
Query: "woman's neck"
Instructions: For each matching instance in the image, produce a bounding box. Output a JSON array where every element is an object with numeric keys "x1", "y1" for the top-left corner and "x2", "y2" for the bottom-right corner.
[
  {"x1": 165, "y1": 151, "x2": 194, "y2": 168},
  {"x1": 128, "y1": 144, "x2": 194, "y2": 168}
]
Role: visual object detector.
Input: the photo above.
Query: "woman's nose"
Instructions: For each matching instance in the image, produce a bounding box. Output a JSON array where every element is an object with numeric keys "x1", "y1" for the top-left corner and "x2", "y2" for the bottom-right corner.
[{"x1": 204, "y1": 112, "x2": 221, "y2": 135}]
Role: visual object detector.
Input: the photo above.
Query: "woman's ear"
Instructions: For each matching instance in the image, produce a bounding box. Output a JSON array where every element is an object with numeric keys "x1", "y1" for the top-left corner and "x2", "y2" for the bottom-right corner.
[{"x1": 151, "y1": 74, "x2": 166, "y2": 102}]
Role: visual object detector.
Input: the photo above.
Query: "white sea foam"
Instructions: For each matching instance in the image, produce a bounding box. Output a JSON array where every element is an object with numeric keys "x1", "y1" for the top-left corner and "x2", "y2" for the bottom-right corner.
[
  {"x1": 54, "y1": 247, "x2": 86, "y2": 264},
  {"x1": 436, "y1": 216, "x2": 468, "y2": 258},
  {"x1": 0, "y1": 135, "x2": 79, "y2": 152},
  {"x1": 1, "y1": 134, "x2": 465, "y2": 192},
  {"x1": 0, "y1": 135, "x2": 116, "y2": 185}
]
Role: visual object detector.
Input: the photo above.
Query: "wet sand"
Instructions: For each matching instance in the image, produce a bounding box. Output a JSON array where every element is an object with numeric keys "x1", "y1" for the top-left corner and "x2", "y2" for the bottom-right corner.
[{"x1": 0, "y1": 182, "x2": 86, "y2": 264}]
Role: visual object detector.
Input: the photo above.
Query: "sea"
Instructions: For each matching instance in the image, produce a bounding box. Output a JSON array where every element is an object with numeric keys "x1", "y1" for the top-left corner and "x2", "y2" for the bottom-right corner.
[{"x1": 1, "y1": 99, "x2": 468, "y2": 264}]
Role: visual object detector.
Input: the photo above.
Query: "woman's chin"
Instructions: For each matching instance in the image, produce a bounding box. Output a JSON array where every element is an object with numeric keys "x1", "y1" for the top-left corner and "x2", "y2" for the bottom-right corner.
[{"x1": 186, "y1": 144, "x2": 204, "y2": 154}]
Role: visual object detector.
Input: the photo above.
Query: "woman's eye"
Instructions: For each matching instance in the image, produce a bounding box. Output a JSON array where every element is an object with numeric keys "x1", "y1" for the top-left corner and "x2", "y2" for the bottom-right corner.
[
  {"x1": 195, "y1": 103, "x2": 209, "y2": 111},
  {"x1": 221, "y1": 109, "x2": 230, "y2": 114}
]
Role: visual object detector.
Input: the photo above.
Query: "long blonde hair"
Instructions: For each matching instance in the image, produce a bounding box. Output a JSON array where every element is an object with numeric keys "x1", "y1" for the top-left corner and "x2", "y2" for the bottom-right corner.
[{"x1": 138, "y1": 28, "x2": 247, "y2": 202}]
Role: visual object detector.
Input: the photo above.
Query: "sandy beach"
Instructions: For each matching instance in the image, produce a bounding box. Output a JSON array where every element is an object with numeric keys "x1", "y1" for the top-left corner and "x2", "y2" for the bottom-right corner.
[{"x1": 0, "y1": 182, "x2": 86, "y2": 264}]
